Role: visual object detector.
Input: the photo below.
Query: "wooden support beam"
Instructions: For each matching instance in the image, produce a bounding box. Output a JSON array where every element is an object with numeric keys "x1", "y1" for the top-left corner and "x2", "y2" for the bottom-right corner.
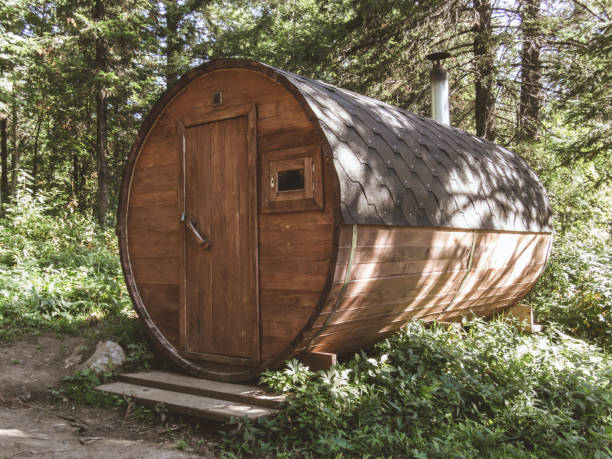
[
  {"x1": 500, "y1": 303, "x2": 542, "y2": 333},
  {"x1": 300, "y1": 351, "x2": 337, "y2": 371}
]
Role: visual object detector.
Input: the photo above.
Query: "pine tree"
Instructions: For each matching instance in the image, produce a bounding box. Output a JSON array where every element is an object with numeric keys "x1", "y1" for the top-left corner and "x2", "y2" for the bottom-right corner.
[
  {"x1": 94, "y1": 0, "x2": 109, "y2": 226},
  {"x1": 472, "y1": 0, "x2": 497, "y2": 141},
  {"x1": 519, "y1": 0, "x2": 543, "y2": 141}
]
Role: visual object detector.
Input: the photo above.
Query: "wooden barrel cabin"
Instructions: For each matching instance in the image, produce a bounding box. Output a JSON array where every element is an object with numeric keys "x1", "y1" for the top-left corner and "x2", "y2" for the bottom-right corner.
[{"x1": 118, "y1": 58, "x2": 553, "y2": 381}]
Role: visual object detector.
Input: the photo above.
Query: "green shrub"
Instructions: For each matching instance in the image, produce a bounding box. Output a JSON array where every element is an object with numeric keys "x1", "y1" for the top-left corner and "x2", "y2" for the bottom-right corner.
[
  {"x1": 518, "y1": 143, "x2": 611, "y2": 351},
  {"x1": 0, "y1": 177, "x2": 132, "y2": 340},
  {"x1": 528, "y1": 228, "x2": 611, "y2": 351},
  {"x1": 222, "y1": 320, "x2": 612, "y2": 458},
  {"x1": 125, "y1": 342, "x2": 155, "y2": 371},
  {"x1": 51, "y1": 368, "x2": 120, "y2": 407}
]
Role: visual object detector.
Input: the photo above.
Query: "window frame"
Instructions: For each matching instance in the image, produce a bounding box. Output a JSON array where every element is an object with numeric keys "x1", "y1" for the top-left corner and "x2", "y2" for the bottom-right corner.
[{"x1": 261, "y1": 145, "x2": 323, "y2": 213}]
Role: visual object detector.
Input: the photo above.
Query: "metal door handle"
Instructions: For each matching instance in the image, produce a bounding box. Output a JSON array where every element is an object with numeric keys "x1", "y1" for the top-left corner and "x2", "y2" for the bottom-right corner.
[{"x1": 181, "y1": 213, "x2": 211, "y2": 249}]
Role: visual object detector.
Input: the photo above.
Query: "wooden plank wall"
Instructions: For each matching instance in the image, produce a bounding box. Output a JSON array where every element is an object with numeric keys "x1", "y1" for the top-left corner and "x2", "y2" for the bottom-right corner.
[
  {"x1": 127, "y1": 69, "x2": 334, "y2": 362},
  {"x1": 433, "y1": 231, "x2": 551, "y2": 322},
  {"x1": 304, "y1": 225, "x2": 551, "y2": 355}
]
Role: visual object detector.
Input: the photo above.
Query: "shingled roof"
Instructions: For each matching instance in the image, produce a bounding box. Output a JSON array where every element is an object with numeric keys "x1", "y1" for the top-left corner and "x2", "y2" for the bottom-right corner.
[{"x1": 274, "y1": 66, "x2": 553, "y2": 233}]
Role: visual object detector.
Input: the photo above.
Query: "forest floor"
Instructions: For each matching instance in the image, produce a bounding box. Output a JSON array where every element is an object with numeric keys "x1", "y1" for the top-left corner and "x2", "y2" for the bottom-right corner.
[{"x1": 0, "y1": 334, "x2": 219, "y2": 458}]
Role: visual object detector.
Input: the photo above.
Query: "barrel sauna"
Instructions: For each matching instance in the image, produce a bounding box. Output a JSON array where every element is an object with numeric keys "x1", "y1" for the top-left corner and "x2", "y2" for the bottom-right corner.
[{"x1": 118, "y1": 58, "x2": 553, "y2": 381}]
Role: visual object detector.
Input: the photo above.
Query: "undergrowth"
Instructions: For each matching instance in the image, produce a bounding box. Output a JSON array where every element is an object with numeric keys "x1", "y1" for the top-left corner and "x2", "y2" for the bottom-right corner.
[
  {"x1": 223, "y1": 320, "x2": 612, "y2": 458},
  {"x1": 2, "y1": 175, "x2": 610, "y2": 457},
  {"x1": 527, "y1": 228, "x2": 611, "y2": 351},
  {"x1": 521, "y1": 143, "x2": 611, "y2": 351},
  {"x1": 0, "y1": 176, "x2": 133, "y2": 341}
]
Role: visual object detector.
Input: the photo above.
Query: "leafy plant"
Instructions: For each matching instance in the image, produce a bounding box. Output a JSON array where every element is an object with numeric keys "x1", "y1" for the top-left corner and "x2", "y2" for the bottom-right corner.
[
  {"x1": 125, "y1": 342, "x2": 155, "y2": 371},
  {"x1": 222, "y1": 320, "x2": 612, "y2": 458},
  {"x1": 523, "y1": 156, "x2": 611, "y2": 351},
  {"x1": 51, "y1": 368, "x2": 119, "y2": 407},
  {"x1": 176, "y1": 439, "x2": 188, "y2": 451},
  {"x1": 0, "y1": 176, "x2": 133, "y2": 341},
  {"x1": 528, "y1": 229, "x2": 611, "y2": 351}
]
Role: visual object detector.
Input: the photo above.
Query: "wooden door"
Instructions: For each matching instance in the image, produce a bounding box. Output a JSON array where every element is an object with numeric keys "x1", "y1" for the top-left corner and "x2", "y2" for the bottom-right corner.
[{"x1": 181, "y1": 114, "x2": 259, "y2": 364}]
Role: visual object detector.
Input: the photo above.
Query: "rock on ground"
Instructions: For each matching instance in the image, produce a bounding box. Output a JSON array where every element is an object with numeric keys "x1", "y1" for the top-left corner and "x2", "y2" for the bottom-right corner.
[{"x1": 80, "y1": 340, "x2": 126, "y2": 374}]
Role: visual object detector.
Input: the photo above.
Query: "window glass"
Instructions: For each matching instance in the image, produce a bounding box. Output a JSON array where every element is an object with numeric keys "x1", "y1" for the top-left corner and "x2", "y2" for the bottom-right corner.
[{"x1": 277, "y1": 169, "x2": 305, "y2": 191}]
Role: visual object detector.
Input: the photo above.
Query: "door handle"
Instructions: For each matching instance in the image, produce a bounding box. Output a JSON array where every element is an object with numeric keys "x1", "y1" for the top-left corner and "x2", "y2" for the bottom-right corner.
[{"x1": 181, "y1": 213, "x2": 211, "y2": 249}]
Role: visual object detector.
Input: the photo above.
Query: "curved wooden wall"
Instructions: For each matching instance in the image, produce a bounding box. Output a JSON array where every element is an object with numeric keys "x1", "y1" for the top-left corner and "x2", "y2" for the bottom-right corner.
[
  {"x1": 123, "y1": 67, "x2": 338, "y2": 378},
  {"x1": 298, "y1": 225, "x2": 552, "y2": 355},
  {"x1": 120, "y1": 60, "x2": 553, "y2": 381}
]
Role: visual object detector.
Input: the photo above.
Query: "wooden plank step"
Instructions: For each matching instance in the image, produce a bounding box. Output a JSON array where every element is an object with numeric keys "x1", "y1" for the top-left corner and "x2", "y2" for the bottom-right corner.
[
  {"x1": 118, "y1": 370, "x2": 285, "y2": 408},
  {"x1": 95, "y1": 382, "x2": 278, "y2": 422}
]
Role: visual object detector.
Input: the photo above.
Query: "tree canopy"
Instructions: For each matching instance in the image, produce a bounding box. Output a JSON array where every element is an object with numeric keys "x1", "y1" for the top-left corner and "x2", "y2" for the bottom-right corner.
[{"x1": 0, "y1": 0, "x2": 609, "y2": 223}]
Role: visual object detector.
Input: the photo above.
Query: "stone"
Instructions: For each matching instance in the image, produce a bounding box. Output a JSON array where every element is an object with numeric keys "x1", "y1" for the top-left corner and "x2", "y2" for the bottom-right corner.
[
  {"x1": 80, "y1": 341, "x2": 126, "y2": 373},
  {"x1": 64, "y1": 343, "x2": 88, "y2": 369}
]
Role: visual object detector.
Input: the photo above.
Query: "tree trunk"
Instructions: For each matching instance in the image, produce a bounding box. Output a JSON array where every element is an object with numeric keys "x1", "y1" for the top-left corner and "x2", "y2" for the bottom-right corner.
[
  {"x1": 519, "y1": 0, "x2": 542, "y2": 141},
  {"x1": 164, "y1": 0, "x2": 181, "y2": 87},
  {"x1": 473, "y1": 0, "x2": 496, "y2": 141},
  {"x1": 94, "y1": 0, "x2": 109, "y2": 227},
  {"x1": 30, "y1": 110, "x2": 43, "y2": 187},
  {"x1": 1, "y1": 117, "x2": 8, "y2": 209},
  {"x1": 71, "y1": 150, "x2": 80, "y2": 204},
  {"x1": 9, "y1": 103, "x2": 20, "y2": 196}
]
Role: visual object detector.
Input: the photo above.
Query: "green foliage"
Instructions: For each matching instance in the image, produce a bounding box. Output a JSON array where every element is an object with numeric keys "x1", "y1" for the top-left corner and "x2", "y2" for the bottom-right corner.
[
  {"x1": 222, "y1": 320, "x2": 612, "y2": 458},
  {"x1": 176, "y1": 439, "x2": 188, "y2": 451},
  {"x1": 212, "y1": 0, "x2": 451, "y2": 117},
  {"x1": 51, "y1": 366, "x2": 164, "y2": 425},
  {"x1": 51, "y1": 368, "x2": 119, "y2": 407},
  {"x1": 124, "y1": 342, "x2": 155, "y2": 371},
  {"x1": 0, "y1": 180, "x2": 159, "y2": 414},
  {"x1": 0, "y1": 176, "x2": 132, "y2": 340},
  {"x1": 518, "y1": 142, "x2": 612, "y2": 351},
  {"x1": 528, "y1": 229, "x2": 611, "y2": 351},
  {"x1": 51, "y1": 367, "x2": 169, "y2": 427},
  {"x1": 545, "y1": 2, "x2": 611, "y2": 167}
]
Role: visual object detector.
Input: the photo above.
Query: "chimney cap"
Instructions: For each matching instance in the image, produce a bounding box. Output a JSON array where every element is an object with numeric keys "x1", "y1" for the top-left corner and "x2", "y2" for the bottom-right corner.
[{"x1": 426, "y1": 51, "x2": 451, "y2": 66}]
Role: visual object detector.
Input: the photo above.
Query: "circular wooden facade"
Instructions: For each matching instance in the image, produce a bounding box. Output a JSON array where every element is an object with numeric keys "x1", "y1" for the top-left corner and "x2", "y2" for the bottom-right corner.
[{"x1": 119, "y1": 59, "x2": 553, "y2": 381}]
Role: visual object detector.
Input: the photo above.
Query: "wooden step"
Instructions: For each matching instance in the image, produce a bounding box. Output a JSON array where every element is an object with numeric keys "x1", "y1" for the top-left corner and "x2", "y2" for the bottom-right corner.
[
  {"x1": 118, "y1": 370, "x2": 285, "y2": 408},
  {"x1": 96, "y1": 381, "x2": 278, "y2": 422}
]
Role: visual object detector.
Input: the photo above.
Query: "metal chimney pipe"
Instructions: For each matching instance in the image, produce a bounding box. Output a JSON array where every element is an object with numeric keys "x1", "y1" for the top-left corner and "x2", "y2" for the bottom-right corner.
[{"x1": 426, "y1": 52, "x2": 451, "y2": 126}]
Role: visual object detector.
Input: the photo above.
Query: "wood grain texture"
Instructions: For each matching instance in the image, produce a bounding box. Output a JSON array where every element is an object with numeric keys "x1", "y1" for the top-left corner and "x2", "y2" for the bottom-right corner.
[
  {"x1": 122, "y1": 64, "x2": 337, "y2": 379},
  {"x1": 261, "y1": 145, "x2": 323, "y2": 213},
  {"x1": 304, "y1": 226, "x2": 552, "y2": 354},
  {"x1": 183, "y1": 114, "x2": 258, "y2": 361},
  {"x1": 258, "y1": 139, "x2": 335, "y2": 361},
  {"x1": 118, "y1": 371, "x2": 285, "y2": 408},
  {"x1": 299, "y1": 351, "x2": 337, "y2": 371},
  {"x1": 137, "y1": 283, "x2": 180, "y2": 346},
  {"x1": 96, "y1": 382, "x2": 277, "y2": 422},
  {"x1": 119, "y1": 59, "x2": 551, "y2": 382}
]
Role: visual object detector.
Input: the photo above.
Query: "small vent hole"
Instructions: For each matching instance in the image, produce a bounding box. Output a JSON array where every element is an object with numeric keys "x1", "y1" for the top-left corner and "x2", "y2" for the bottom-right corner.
[{"x1": 212, "y1": 91, "x2": 223, "y2": 106}]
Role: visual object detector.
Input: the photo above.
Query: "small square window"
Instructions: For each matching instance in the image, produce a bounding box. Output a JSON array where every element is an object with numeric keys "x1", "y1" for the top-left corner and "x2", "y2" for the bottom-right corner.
[{"x1": 262, "y1": 146, "x2": 323, "y2": 213}]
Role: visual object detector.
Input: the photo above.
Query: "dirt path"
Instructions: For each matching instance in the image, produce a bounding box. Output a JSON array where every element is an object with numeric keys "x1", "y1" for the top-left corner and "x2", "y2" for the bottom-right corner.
[{"x1": 0, "y1": 335, "x2": 218, "y2": 458}]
